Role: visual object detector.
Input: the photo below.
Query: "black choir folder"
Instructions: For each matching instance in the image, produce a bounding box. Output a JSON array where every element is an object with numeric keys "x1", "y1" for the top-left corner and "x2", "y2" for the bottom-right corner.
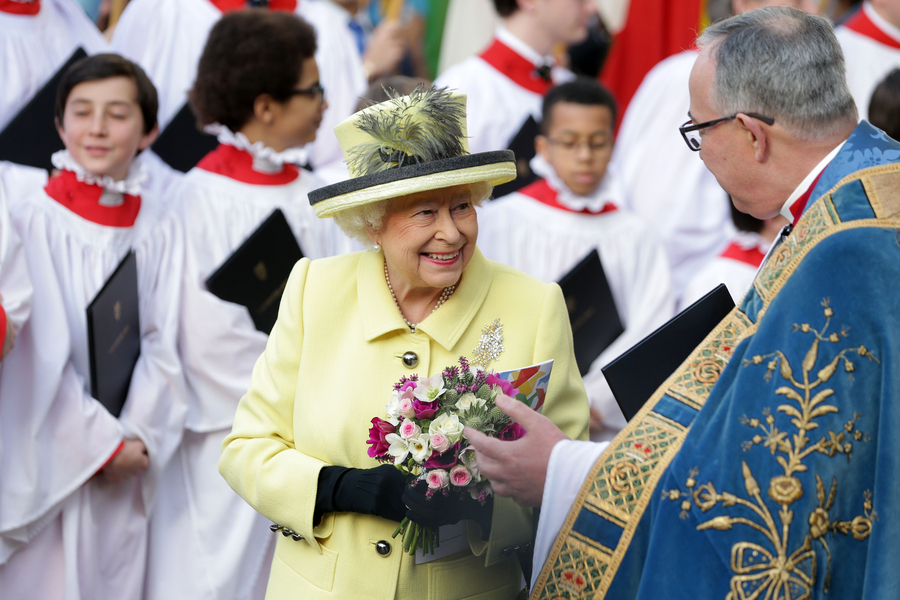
[
  {"x1": 601, "y1": 284, "x2": 735, "y2": 421},
  {"x1": 86, "y1": 251, "x2": 141, "y2": 419},
  {"x1": 558, "y1": 249, "x2": 624, "y2": 376},
  {"x1": 0, "y1": 48, "x2": 88, "y2": 172},
  {"x1": 151, "y1": 103, "x2": 219, "y2": 173},
  {"x1": 205, "y1": 209, "x2": 303, "y2": 335}
]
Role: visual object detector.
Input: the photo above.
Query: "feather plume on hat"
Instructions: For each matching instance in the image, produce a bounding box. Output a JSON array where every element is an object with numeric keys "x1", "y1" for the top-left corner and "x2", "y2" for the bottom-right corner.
[
  {"x1": 307, "y1": 86, "x2": 516, "y2": 218},
  {"x1": 347, "y1": 85, "x2": 468, "y2": 176}
]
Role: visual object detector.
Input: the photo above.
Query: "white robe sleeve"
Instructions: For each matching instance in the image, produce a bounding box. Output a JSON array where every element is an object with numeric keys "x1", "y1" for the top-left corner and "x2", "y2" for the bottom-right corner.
[
  {"x1": 119, "y1": 209, "x2": 189, "y2": 509},
  {"x1": 0, "y1": 181, "x2": 32, "y2": 338}
]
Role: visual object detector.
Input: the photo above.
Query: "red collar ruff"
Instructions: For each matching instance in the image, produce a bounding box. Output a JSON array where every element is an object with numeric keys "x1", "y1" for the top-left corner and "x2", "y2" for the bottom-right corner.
[
  {"x1": 196, "y1": 144, "x2": 300, "y2": 186},
  {"x1": 721, "y1": 241, "x2": 765, "y2": 267},
  {"x1": 478, "y1": 38, "x2": 554, "y2": 96},
  {"x1": 44, "y1": 170, "x2": 141, "y2": 227},
  {"x1": 209, "y1": 0, "x2": 297, "y2": 12},
  {"x1": 0, "y1": 0, "x2": 40, "y2": 15},
  {"x1": 518, "y1": 179, "x2": 618, "y2": 215},
  {"x1": 844, "y1": 7, "x2": 900, "y2": 50}
]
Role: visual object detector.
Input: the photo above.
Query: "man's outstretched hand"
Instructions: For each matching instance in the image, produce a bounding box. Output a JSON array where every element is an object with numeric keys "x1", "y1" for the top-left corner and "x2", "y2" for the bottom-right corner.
[{"x1": 463, "y1": 394, "x2": 569, "y2": 507}]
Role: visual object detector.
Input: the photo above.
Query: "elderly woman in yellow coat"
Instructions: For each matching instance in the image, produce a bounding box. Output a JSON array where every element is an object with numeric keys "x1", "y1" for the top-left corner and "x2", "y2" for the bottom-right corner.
[{"x1": 219, "y1": 87, "x2": 589, "y2": 599}]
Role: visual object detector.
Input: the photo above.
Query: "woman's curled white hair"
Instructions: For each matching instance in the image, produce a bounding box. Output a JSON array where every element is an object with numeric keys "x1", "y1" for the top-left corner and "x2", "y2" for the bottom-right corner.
[{"x1": 332, "y1": 181, "x2": 493, "y2": 247}]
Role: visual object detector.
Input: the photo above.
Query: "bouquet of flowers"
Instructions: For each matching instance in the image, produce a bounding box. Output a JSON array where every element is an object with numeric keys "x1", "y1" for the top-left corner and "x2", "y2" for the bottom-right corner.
[{"x1": 365, "y1": 356, "x2": 552, "y2": 555}]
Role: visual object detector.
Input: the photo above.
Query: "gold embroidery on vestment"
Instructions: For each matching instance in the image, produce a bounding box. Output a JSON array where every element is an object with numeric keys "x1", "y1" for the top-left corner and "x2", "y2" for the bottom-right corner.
[{"x1": 664, "y1": 302, "x2": 878, "y2": 599}]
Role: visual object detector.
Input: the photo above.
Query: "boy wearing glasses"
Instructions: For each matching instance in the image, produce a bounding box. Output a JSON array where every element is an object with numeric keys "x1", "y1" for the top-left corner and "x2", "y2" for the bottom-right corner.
[{"x1": 478, "y1": 78, "x2": 674, "y2": 441}]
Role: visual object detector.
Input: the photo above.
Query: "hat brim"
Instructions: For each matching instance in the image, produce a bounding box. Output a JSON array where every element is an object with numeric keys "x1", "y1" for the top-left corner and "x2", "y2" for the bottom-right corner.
[{"x1": 309, "y1": 150, "x2": 516, "y2": 218}]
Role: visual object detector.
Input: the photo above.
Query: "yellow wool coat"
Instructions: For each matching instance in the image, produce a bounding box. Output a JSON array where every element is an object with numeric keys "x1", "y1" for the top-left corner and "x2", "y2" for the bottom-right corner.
[{"x1": 220, "y1": 247, "x2": 589, "y2": 600}]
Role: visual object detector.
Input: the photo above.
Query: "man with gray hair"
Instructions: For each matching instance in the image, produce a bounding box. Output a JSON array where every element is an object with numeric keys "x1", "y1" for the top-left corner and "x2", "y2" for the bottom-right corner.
[{"x1": 465, "y1": 7, "x2": 900, "y2": 598}]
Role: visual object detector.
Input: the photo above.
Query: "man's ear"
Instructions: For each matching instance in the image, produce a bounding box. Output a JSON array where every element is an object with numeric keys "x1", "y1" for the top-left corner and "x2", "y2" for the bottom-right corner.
[
  {"x1": 736, "y1": 113, "x2": 768, "y2": 163},
  {"x1": 534, "y1": 134, "x2": 549, "y2": 161},
  {"x1": 55, "y1": 117, "x2": 65, "y2": 140},
  {"x1": 138, "y1": 123, "x2": 160, "y2": 151}
]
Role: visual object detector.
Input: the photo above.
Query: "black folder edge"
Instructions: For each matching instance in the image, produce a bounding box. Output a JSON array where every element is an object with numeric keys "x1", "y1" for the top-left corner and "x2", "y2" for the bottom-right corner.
[
  {"x1": 557, "y1": 248, "x2": 624, "y2": 376},
  {"x1": 601, "y1": 284, "x2": 735, "y2": 421},
  {"x1": 86, "y1": 250, "x2": 140, "y2": 417},
  {"x1": 204, "y1": 209, "x2": 303, "y2": 334},
  {"x1": 0, "y1": 48, "x2": 88, "y2": 172}
]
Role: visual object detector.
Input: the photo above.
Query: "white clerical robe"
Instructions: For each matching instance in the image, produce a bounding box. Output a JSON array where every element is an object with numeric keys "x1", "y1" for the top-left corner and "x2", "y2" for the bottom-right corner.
[
  {"x1": 110, "y1": 0, "x2": 366, "y2": 173},
  {"x1": 610, "y1": 50, "x2": 734, "y2": 306},
  {"x1": 0, "y1": 0, "x2": 107, "y2": 131},
  {"x1": 477, "y1": 165, "x2": 674, "y2": 440},
  {"x1": 681, "y1": 230, "x2": 770, "y2": 307},
  {"x1": 836, "y1": 2, "x2": 900, "y2": 119},
  {"x1": 143, "y1": 144, "x2": 354, "y2": 600},
  {"x1": 0, "y1": 163, "x2": 187, "y2": 600},
  {"x1": 434, "y1": 27, "x2": 574, "y2": 154}
]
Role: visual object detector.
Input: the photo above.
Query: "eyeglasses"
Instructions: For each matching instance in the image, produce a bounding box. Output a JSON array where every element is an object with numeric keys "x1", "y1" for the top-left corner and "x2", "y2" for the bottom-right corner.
[
  {"x1": 546, "y1": 137, "x2": 611, "y2": 154},
  {"x1": 290, "y1": 84, "x2": 326, "y2": 102},
  {"x1": 679, "y1": 113, "x2": 775, "y2": 151}
]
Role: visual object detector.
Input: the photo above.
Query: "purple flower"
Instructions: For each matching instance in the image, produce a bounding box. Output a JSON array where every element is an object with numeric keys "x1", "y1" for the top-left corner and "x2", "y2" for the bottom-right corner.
[
  {"x1": 366, "y1": 417, "x2": 396, "y2": 458},
  {"x1": 486, "y1": 373, "x2": 519, "y2": 398},
  {"x1": 424, "y1": 442, "x2": 461, "y2": 469},
  {"x1": 498, "y1": 422, "x2": 526, "y2": 442},
  {"x1": 401, "y1": 381, "x2": 417, "y2": 392},
  {"x1": 413, "y1": 398, "x2": 439, "y2": 419}
]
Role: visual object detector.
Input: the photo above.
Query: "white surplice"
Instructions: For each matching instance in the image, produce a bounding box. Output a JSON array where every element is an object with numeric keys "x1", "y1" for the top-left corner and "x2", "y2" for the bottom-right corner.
[
  {"x1": 610, "y1": 50, "x2": 734, "y2": 307},
  {"x1": 143, "y1": 142, "x2": 355, "y2": 600},
  {"x1": 836, "y1": 2, "x2": 900, "y2": 119},
  {"x1": 477, "y1": 160, "x2": 674, "y2": 440},
  {"x1": 0, "y1": 158, "x2": 187, "y2": 599},
  {"x1": 434, "y1": 27, "x2": 574, "y2": 153},
  {"x1": 110, "y1": 0, "x2": 366, "y2": 173},
  {"x1": 681, "y1": 230, "x2": 770, "y2": 307},
  {"x1": 0, "y1": 163, "x2": 34, "y2": 341},
  {"x1": 0, "y1": 0, "x2": 107, "y2": 131}
]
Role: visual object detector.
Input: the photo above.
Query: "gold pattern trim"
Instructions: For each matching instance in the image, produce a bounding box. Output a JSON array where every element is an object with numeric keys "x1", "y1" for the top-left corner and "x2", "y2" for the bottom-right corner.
[{"x1": 861, "y1": 165, "x2": 900, "y2": 220}]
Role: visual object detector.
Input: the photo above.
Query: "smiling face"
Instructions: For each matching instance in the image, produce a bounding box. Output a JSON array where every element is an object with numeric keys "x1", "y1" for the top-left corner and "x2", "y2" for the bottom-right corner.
[
  {"x1": 536, "y1": 101, "x2": 614, "y2": 196},
  {"x1": 371, "y1": 185, "x2": 479, "y2": 296},
  {"x1": 57, "y1": 76, "x2": 157, "y2": 181}
]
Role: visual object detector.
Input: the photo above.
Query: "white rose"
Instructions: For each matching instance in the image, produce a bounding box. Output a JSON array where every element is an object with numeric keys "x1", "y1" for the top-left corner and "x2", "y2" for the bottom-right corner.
[
  {"x1": 429, "y1": 413, "x2": 465, "y2": 444},
  {"x1": 456, "y1": 392, "x2": 485, "y2": 412}
]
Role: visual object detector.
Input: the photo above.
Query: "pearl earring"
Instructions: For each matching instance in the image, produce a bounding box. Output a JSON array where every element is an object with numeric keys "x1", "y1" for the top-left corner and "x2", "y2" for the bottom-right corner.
[{"x1": 373, "y1": 244, "x2": 380, "y2": 251}]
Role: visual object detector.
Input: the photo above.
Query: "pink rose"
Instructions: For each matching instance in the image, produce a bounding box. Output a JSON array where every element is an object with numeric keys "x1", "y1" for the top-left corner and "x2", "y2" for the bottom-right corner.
[
  {"x1": 429, "y1": 432, "x2": 451, "y2": 454},
  {"x1": 486, "y1": 373, "x2": 519, "y2": 398},
  {"x1": 398, "y1": 397, "x2": 416, "y2": 419},
  {"x1": 424, "y1": 442, "x2": 460, "y2": 469},
  {"x1": 450, "y1": 464, "x2": 472, "y2": 487},
  {"x1": 426, "y1": 469, "x2": 450, "y2": 490},
  {"x1": 499, "y1": 422, "x2": 526, "y2": 442},
  {"x1": 413, "y1": 398, "x2": 439, "y2": 419},
  {"x1": 399, "y1": 420, "x2": 421, "y2": 439},
  {"x1": 366, "y1": 417, "x2": 395, "y2": 458}
]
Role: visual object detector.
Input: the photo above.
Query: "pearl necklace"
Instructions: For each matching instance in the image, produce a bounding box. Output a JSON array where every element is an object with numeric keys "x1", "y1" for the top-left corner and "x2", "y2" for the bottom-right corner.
[{"x1": 384, "y1": 260, "x2": 456, "y2": 334}]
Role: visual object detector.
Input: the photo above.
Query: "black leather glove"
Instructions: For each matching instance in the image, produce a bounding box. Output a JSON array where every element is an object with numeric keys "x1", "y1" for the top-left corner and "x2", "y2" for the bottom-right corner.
[
  {"x1": 402, "y1": 480, "x2": 494, "y2": 534},
  {"x1": 315, "y1": 464, "x2": 409, "y2": 523}
]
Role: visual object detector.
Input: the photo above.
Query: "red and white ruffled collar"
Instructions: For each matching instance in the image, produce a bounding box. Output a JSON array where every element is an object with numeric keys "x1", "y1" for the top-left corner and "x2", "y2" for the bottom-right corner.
[
  {"x1": 528, "y1": 154, "x2": 621, "y2": 214},
  {"x1": 203, "y1": 123, "x2": 308, "y2": 173},
  {"x1": 51, "y1": 149, "x2": 148, "y2": 200}
]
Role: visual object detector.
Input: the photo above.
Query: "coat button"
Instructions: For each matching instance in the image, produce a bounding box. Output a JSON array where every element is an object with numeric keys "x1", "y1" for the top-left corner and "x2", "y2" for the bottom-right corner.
[
  {"x1": 402, "y1": 352, "x2": 418, "y2": 368},
  {"x1": 375, "y1": 540, "x2": 392, "y2": 556}
]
